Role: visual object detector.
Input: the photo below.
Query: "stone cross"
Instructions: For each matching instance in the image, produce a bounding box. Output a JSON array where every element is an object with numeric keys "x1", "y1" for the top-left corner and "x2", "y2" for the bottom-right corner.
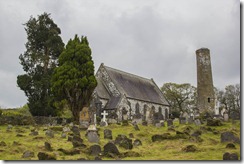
[
  {"x1": 101, "y1": 110, "x2": 108, "y2": 122},
  {"x1": 94, "y1": 113, "x2": 97, "y2": 126}
]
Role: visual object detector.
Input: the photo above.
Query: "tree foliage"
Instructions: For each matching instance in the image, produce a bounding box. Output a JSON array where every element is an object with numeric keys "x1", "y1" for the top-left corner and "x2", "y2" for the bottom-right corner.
[
  {"x1": 217, "y1": 84, "x2": 240, "y2": 116},
  {"x1": 161, "y1": 83, "x2": 196, "y2": 116},
  {"x1": 17, "y1": 13, "x2": 64, "y2": 116},
  {"x1": 51, "y1": 35, "x2": 97, "y2": 123}
]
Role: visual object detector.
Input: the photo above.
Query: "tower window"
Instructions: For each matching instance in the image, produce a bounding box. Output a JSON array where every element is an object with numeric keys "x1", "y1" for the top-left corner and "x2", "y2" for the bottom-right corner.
[{"x1": 208, "y1": 97, "x2": 211, "y2": 103}]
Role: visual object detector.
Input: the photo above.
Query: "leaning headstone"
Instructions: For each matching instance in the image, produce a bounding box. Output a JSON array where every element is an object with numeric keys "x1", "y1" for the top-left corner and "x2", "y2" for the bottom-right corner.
[
  {"x1": 44, "y1": 142, "x2": 52, "y2": 151},
  {"x1": 104, "y1": 129, "x2": 113, "y2": 140},
  {"x1": 194, "y1": 119, "x2": 201, "y2": 126},
  {"x1": 103, "y1": 142, "x2": 120, "y2": 156},
  {"x1": 167, "y1": 119, "x2": 173, "y2": 127},
  {"x1": 115, "y1": 135, "x2": 133, "y2": 150},
  {"x1": 221, "y1": 132, "x2": 240, "y2": 143},
  {"x1": 100, "y1": 121, "x2": 108, "y2": 127}
]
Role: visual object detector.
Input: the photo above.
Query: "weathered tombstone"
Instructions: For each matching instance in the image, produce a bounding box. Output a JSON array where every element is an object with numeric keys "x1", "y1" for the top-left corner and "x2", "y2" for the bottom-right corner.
[
  {"x1": 104, "y1": 129, "x2": 113, "y2": 140},
  {"x1": 223, "y1": 152, "x2": 239, "y2": 160},
  {"x1": 103, "y1": 142, "x2": 120, "y2": 156},
  {"x1": 71, "y1": 126, "x2": 80, "y2": 136},
  {"x1": 44, "y1": 142, "x2": 52, "y2": 151},
  {"x1": 86, "y1": 125, "x2": 99, "y2": 143},
  {"x1": 45, "y1": 130, "x2": 54, "y2": 138},
  {"x1": 63, "y1": 126, "x2": 71, "y2": 133},
  {"x1": 194, "y1": 119, "x2": 201, "y2": 126},
  {"x1": 223, "y1": 113, "x2": 229, "y2": 122},
  {"x1": 72, "y1": 136, "x2": 85, "y2": 148},
  {"x1": 221, "y1": 131, "x2": 240, "y2": 143},
  {"x1": 160, "y1": 120, "x2": 165, "y2": 127},
  {"x1": 89, "y1": 145, "x2": 101, "y2": 156},
  {"x1": 133, "y1": 139, "x2": 142, "y2": 147},
  {"x1": 167, "y1": 119, "x2": 173, "y2": 127},
  {"x1": 115, "y1": 135, "x2": 133, "y2": 150},
  {"x1": 61, "y1": 133, "x2": 66, "y2": 138},
  {"x1": 133, "y1": 104, "x2": 143, "y2": 124},
  {"x1": 80, "y1": 106, "x2": 90, "y2": 128},
  {"x1": 179, "y1": 117, "x2": 187, "y2": 124},
  {"x1": 22, "y1": 150, "x2": 34, "y2": 158}
]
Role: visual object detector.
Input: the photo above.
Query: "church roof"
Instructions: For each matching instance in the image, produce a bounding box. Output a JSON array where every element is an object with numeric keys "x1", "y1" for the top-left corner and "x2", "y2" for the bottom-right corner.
[
  {"x1": 95, "y1": 64, "x2": 169, "y2": 107},
  {"x1": 95, "y1": 77, "x2": 110, "y2": 99}
]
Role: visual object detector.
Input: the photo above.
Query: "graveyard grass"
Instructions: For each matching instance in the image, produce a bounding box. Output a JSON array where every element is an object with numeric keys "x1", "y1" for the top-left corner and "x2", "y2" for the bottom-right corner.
[{"x1": 0, "y1": 120, "x2": 240, "y2": 160}]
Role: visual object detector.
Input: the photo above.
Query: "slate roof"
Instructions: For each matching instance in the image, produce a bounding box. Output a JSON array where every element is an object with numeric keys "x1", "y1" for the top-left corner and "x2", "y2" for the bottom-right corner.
[{"x1": 95, "y1": 64, "x2": 169, "y2": 109}]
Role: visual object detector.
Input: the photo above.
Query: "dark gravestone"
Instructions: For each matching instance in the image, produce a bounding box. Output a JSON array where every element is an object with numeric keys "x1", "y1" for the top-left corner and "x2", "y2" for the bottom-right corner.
[
  {"x1": 37, "y1": 152, "x2": 56, "y2": 160},
  {"x1": 72, "y1": 136, "x2": 85, "y2": 148},
  {"x1": 129, "y1": 133, "x2": 134, "y2": 138},
  {"x1": 71, "y1": 126, "x2": 80, "y2": 136},
  {"x1": 221, "y1": 132, "x2": 240, "y2": 143},
  {"x1": 45, "y1": 130, "x2": 54, "y2": 138},
  {"x1": 207, "y1": 119, "x2": 222, "y2": 126},
  {"x1": 167, "y1": 119, "x2": 173, "y2": 127},
  {"x1": 104, "y1": 142, "x2": 120, "y2": 156},
  {"x1": 104, "y1": 129, "x2": 113, "y2": 140},
  {"x1": 223, "y1": 152, "x2": 239, "y2": 160},
  {"x1": 115, "y1": 135, "x2": 133, "y2": 150},
  {"x1": 226, "y1": 143, "x2": 236, "y2": 149},
  {"x1": 89, "y1": 145, "x2": 101, "y2": 156},
  {"x1": 44, "y1": 142, "x2": 52, "y2": 151}
]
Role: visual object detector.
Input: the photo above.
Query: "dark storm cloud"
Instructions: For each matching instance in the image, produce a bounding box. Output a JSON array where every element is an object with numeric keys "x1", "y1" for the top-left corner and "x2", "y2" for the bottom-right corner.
[{"x1": 0, "y1": 0, "x2": 240, "y2": 107}]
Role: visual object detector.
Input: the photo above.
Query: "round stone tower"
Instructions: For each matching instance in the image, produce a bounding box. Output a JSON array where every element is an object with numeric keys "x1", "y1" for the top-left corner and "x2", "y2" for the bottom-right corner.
[{"x1": 196, "y1": 48, "x2": 215, "y2": 113}]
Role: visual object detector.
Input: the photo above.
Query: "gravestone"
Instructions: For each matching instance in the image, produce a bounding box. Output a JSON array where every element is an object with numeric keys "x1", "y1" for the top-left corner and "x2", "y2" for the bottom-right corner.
[
  {"x1": 167, "y1": 119, "x2": 173, "y2": 127},
  {"x1": 103, "y1": 142, "x2": 120, "y2": 156},
  {"x1": 89, "y1": 145, "x2": 101, "y2": 156},
  {"x1": 45, "y1": 130, "x2": 54, "y2": 138},
  {"x1": 104, "y1": 129, "x2": 113, "y2": 140},
  {"x1": 133, "y1": 139, "x2": 142, "y2": 147},
  {"x1": 63, "y1": 127, "x2": 71, "y2": 133},
  {"x1": 133, "y1": 105, "x2": 142, "y2": 124},
  {"x1": 179, "y1": 117, "x2": 187, "y2": 124},
  {"x1": 86, "y1": 125, "x2": 99, "y2": 143},
  {"x1": 223, "y1": 113, "x2": 229, "y2": 122},
  {"x1": 194, "y1": 119, "x2": 201, "y2": 126},
  {"x1": 22, "y1": 150, "x2": 34, "y2": 158},
  {"x1": 80, "y1": 107, "x2": 90, "y2": 128},
  {"x1": 221, "y1": 132, "x2": 240, "y2": 143},
  {"x1": 188, "y1": 116, "x2": 194, "y2": 124}
]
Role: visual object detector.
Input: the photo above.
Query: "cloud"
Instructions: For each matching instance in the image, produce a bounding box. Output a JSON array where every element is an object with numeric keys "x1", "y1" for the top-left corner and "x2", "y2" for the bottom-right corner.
[{"x1": 0, "y1": 0, "x2": 240, "y2": 107}]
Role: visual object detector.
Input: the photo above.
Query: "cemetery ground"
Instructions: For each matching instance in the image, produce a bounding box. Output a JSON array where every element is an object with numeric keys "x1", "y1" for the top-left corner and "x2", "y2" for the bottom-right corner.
[{"x1": 0, "y1": 120, "x2": 240, "y2": 160}]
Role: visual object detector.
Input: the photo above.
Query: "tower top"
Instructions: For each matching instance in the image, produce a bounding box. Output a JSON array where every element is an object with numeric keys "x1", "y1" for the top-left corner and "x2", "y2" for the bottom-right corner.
[{"x1": 196, "y1": 48, "x2": 210, "y2": 54}]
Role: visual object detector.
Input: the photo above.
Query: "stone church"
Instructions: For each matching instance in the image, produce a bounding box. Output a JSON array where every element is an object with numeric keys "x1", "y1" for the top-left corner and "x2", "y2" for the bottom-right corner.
[{"x1": 91, "y1": 63, "x2": 170, "y2": 124}]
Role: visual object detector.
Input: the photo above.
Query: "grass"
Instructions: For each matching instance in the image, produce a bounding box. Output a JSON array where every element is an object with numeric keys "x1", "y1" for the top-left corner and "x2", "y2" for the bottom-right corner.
[{"x1": 0, "y1": 120, "x2": 240, "y2": 160}]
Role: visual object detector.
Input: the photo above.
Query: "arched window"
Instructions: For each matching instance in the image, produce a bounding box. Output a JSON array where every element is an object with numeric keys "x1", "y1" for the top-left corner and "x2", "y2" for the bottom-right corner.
[
  {"x1": 143, "y1": 105, "x2": 147, "y2": 115},
  {"x1": 165, "y1": 108, "x2": 169, "y2": 119},
  {"x1": 158, "y1": 107, "x2": 162, "y2": 114},
  {"x1": 135, "y1": 103, "x2": 140, "y2": 114}
]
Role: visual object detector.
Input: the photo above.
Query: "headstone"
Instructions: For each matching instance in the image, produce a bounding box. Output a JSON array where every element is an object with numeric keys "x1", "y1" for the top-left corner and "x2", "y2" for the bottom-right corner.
[
  {"x1": 100, "y1": 121, "x2": 108, "y2": 127},
  {"x1": 72, "y1": 136, "x2": 85, "y2": 148},
  {"x1": 63, "y1": 127, "x2": 71, "y2": 133},
  {"x1": 167, "y1": 119, "x2": 173, "y2": 127},
  {"x1": 104, "y1": 129, "x2": 113, "y2": 140},
  {"x1": 223, "y1": 152, "x2": 239, "y2": 160},
  {"x1": 37, "y1": 152, "x2": 56, "y2": 160},
  {"x1": 101, "y1": 110, "x2": 108, "y2": 122},
  {"x1": 160, "y1": 120, "x2": 165, "y2": 127},
  {"x1": 179, "y1": 117, "x2": 186, "y2": 124},
  {"x1": 129, "y1": 133, "x2": 134, "y2": 138},
  {"x1": 86, "y1": 125, "x2": 99, "y2": 143},
  {"x1": 45, "y1": 130, "x2": 54, "y2": 138},
  {"x1": 22, "y1": 150, "x2": 34, "y2": 158},
  {"x1": 7, "y1": 125, "x2": 13, "y2": 130},
  {"x1": 223, "y1": 113, "x2": 229, "y2": 122},
  {"x1": 103, "y1": 142, "x2": 120, "y2": 156},
  {"x1": 221, "y1": 132, "x2": 240, "y2": 143},
  {"x1": 71, "y1": 126, "x2": 80, "y2": 136},
  {"x1": 133, "y1": 139, "x2": 142, "y2": 146},
  {"x1": 61, "y1": 133, "x2": 66, "y2": 138},
  {"x1": 44, "y1": 142, "x2": 52, "y2": 151},
  {"x1": 29, "y1": 131, "x2": 39, "y2": 136},
  {"x1": 188, "y1": 116, "x2": 194, "y2": 124},
  {"x1": 194, "y1": 119, "x2": 201, "y2": 126},
  {"x1": 89, "y1": 145, "x2": 101, "y2": 156},
  {"x1": 115, "y1": 135, "x2": 133, "y2": 150},
  {"x1": 87, "y1": 132, "x2": 99, "y2": 143}
]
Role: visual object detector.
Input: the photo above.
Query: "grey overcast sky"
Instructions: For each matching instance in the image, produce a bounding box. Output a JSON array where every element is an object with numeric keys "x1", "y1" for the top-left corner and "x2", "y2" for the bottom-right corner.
[{"x1": 0, "y1": 0, "x2": 240, "y2": 108}]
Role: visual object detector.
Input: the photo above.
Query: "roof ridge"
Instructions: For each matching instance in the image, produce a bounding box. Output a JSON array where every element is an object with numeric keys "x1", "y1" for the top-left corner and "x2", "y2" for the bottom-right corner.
[{"x1": 104, "y1": 65, "x2": 153, "y2": 83}]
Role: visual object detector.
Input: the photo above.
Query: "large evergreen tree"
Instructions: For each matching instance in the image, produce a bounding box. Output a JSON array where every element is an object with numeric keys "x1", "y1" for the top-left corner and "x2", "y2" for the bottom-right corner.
[
  {"x1": 51, "y1": 35, "x2": 97, "y2": 123},
  {"x1": 17, "y1": 13, "x2": 64, "y2": 116}
]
